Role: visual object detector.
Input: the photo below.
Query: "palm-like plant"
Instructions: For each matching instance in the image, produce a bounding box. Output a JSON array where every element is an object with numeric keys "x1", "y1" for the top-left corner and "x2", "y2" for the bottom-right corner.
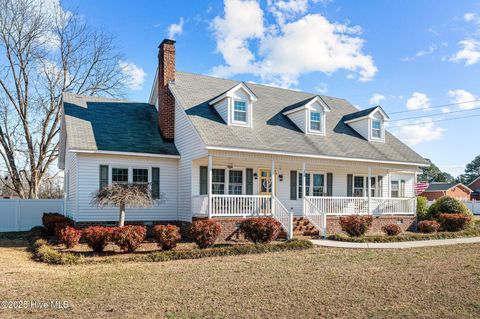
[{"x1": 91, "y1": 183, "x2": 153, "y2": 227}]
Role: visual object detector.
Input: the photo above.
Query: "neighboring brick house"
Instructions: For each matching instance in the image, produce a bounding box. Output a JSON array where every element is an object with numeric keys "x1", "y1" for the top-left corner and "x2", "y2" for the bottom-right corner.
[
  {"x1": 468, "y1": 176, "x2": 480, "y2": 200},
  {"x1": 420, "y1": 182, "x2": 472, "y2": 201}
]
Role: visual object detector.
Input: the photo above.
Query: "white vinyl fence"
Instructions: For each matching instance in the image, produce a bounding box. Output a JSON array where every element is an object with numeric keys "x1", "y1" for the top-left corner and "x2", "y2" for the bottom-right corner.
[
  {"x1": 428, "y1": 200, "x2": 480, "y2": 215},
  {"x1": 0, "y1": 199, "x2": 64, "y2": 232}
]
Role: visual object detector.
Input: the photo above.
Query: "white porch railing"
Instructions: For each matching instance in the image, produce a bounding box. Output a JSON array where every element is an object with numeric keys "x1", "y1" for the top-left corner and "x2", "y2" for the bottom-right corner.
[
  {"x1": 305, "y1": 196, "x2": 416, "y2": 216},
  {"x1": 272, "y1": 195, "x2": 294, "y2": 239},
  {"x1": 304, "y1": 197, "x2": 326, "y2": 238}
]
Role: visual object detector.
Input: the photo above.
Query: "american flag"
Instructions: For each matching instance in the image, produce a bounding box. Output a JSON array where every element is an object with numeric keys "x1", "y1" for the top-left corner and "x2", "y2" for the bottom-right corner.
[{"x1": 415, "y1": 182, "x2": 429, "y2": 195}]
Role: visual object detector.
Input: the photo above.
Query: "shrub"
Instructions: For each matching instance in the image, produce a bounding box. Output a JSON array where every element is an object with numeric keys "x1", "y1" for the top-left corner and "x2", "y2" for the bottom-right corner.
[
  {"x1": 439, "y1": 213, "x2": 472, "y2": 232},
  {"x1": 382, "y1": 224, "x2": 402, "y2": 236},
  {"x1": 416, "y1": 196, "x2": 429, "y2": 221},
  {"x1": 189, "y1": 220, "x2": 221, "y2": 249},
  {"x1": 82, "y1": 226, "x2": 113, "y2": 253},
  {"x1": 111, "y1": 226, "x2": 147, "y2": 253},
  {"x1": 417, "y1": 220, "x2": 440, "y2": 233},
  {"x1": 42, "y1": 213, "x2": 74, "y2": 237},
  {"x1": 32, "y1": 239, "x2": 80, "y2": 265},
  {"x1": 58, "y1": 227, "x2": 81, "y2": 248},
  {"x1": 240, "y1": 218, "x2": 282, "y2": 243},
  {"x1": 426, "y1": 196, "x2": 472, "y2": 220},
  {"x1": 339, "y1": 215, "x2": 373, "y2": 237},
  {"x1": 153, "y1": 224, "x2": 181, "y2": 250}
]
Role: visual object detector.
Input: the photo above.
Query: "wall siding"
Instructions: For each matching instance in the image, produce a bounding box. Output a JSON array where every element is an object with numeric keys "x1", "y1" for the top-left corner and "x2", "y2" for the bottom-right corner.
[
  {"x1": 287, "y1": 110, "x2": 306, "y2": 133},
  {"x1": 214, "y1": 98, "x2": 229, "y2": 124},
  {"x1": 348, "y1": 119, "x2": 369, "y2": 140},
  {"x1": 65, "y1": 151, "x2": 78, "y2": 219}
]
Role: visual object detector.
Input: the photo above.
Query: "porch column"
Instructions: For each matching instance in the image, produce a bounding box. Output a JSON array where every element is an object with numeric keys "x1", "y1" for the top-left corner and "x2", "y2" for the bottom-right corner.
[
  {"x1": 302, "y1": 162, "x2": 306, "y2": 215},
  {"x1": 271, "y1": 159, "x2": 275, "y2": 215},
  {"x1": 207, "y1": 155, "x2": 212, "y2": 219},
  {"x1": 387, "y1": 169, "x2": 391, "y2": 198},
  {"x1": 367, "y1": 167, "x2": 372, "y2": 214}
]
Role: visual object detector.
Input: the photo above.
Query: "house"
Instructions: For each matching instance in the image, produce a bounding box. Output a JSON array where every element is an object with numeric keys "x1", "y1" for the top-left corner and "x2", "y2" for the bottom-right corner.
[
  {"x1": 419, "y1": 182, "x2": 472, "y2": 201},
  {"x1": 58, "y1": 39, "x2": 429, "y2": 238},
  {"x1": 468, "y1": 176, "x2": 480, "y2": 200}
]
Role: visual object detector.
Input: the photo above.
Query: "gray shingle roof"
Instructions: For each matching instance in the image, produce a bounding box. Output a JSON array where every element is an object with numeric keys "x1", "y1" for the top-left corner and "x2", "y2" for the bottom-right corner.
[
  {"x1": 424, "y1": 183, "x2": 471, "y2": 192},
  {"x1": 62, "y1": 93, "x2": 178, "y2": 156},
  {"x1": 342, "y1": 106, "x2": 385, "y2": 122},
  {"x1": 169, "y1": 71, "x2": 428, "y2": 165}
]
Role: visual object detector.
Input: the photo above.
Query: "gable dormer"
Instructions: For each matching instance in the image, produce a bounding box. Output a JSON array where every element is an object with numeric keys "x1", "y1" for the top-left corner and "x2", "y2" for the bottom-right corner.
[
  {"x1": 343, "y1": 106, "x2": 389, "y2": 142},
  {"x1": 209, "y1": 83, "x2": 257, "y2": 128},
  {"x1": 283, "y1": 96, "x2": 331, "y2": 136}
]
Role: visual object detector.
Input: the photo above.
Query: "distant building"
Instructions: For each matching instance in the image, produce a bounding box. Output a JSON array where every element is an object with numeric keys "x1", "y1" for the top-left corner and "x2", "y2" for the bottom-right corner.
[
  {"x1": 420, "y1": 182, "x2": 472, "y2": 201},
  {"x1": 468, "y1": 176, "x2": 480, "y2": 200}
]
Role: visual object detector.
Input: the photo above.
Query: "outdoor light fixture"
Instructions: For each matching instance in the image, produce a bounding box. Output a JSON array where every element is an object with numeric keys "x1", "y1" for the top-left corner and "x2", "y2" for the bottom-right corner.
[
  {"x1": 253, "y1": 173, "x2": 258, "y2": 179},
  {"x1": 279, "y1": 174, "x2": 284, "y2": 181}
]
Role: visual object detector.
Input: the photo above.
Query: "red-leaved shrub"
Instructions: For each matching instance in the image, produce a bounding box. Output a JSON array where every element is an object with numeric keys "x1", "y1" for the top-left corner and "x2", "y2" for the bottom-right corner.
[
  {"x1": 111, "y1": 226, "x2": 147, "y2": 253},
  {"x1": 42, "y1": 213, "x2": 74, "y2": 237},
  {"x1": 439, "y1": 213, "x2": 472, "y2": 232},
  {"x1": 240, "y1": 218, "x2": 282, "y2": 243},
  {"x1": 381, "y1": 224, "x2": 402, "y2": 236},
  {"x1": 58, "y1": 226, "x2": 81, "y2": 248},
  {"x1": 417, "y1": 220, "x2": 440, "y2": 233},
  {"x1": 189, "y1": 220, "x2": 221, "y2": 249},
  {"x1": 153, "y1": 224, "x2": 181, "y2": 250},
  {"x1": 339, "y1": 215, "x2": 373, "y2": 237},
  {"x1": 82, "y1": 226, "x2": 113, "y2": 253}
]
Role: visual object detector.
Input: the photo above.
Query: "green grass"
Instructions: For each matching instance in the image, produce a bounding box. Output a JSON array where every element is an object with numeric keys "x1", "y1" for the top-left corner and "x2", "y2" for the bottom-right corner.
[{"x1": 0, "y1": 231, "x2": 31, "y2": 239}]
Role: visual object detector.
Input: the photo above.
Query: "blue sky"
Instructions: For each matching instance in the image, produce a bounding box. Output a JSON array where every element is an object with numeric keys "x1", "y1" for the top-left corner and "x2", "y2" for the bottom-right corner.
[{"x1": 63, "y1": 0, "x2": 480, "y2": 176}]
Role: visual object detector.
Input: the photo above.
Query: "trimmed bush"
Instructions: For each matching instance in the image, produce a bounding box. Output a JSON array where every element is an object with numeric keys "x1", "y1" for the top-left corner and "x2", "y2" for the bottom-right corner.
[
  {"x1": 32, "y1": 239, "x2": 80, "y2": 265},
  {"x1": 339, "y1": 215, "x2": 373, "y2": 237},
  {"x1": 426, "y1": 196, "x2": 472, "y2": 220},
  {"x1": 240, "y1": 217, "x2": 282, "y2": 243},
  {"x1": 42, "y1": 213, "x2": 74, "y2": 237},
  {"x1": 153, "y1": 224, "x2": 181, "y2": 250},
  {"x1": 439, "y1": 213, "x2": 472, "y2": 232},
  {"x1": 416, "y1": 196, "x2": 429, "y2": 221},
  {"x1": 189, "y1": 220, "x2": 221, "y2": 249},
  {"x1": 82, "y1": 226, "x2": 113, "y2": 253},
  {"x1": 58, "y1": 227, "x2": 81, "y2": 248},
  {"x1": 382, "y1": 224, "x2": 402, "y2": 236},
  {"x1": 418, "y1": 220, "x2": 440, "y2": 233},
  {"x1": 111, "y1": 226, "x2": 147, "y2": 253}
]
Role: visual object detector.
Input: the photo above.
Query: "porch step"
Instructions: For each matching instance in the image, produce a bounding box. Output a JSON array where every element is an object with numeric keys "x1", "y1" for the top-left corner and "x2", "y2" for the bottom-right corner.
[{"x1": 292, "y1": 217, "x2": 319, "y2": 237}]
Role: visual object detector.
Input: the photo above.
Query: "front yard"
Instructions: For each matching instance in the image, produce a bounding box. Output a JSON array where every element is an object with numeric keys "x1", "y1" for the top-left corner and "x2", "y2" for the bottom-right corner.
[{"x1": 1, "y1": 239, "x2": 479, "y2": 319}]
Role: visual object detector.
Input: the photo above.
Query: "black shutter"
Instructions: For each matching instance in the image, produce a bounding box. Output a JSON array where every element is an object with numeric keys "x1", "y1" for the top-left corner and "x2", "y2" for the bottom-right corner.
[
  {"x1": 99, "y1": 165, "x2": 109, "y2": 190},
  {"x1": 327, "y1": 173, "x2": 333, "y2": 196},
  {"x1": 200, "y1": 166, "x2": 207, "y2": 195},
  {"x1": 347, "y1": 174, "x2": 353, "y2": 197},
  {"x1": 378, "y1": 176, "x2": 383, "y2": 198},
  {"x1": 246, "y1": 168, "x2": 253, "y2": 195},
  {"x1": 152, "y1": 167, "x2": 160, "y2": 199},
  {"x1": 290, "y1": 170, "x2": 297, "y2": 200},
  {"x1": 401, "y1": 179, "x2": 406, "y2": 197}
]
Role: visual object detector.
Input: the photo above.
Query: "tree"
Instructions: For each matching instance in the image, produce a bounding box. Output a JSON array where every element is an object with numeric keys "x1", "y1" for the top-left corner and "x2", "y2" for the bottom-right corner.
[
  {"x1": 0, "y1": 0, "x2": 127, "y2": 198},
  {"x1": 464, "y1": 155, "x2": 480, "y2": 184},
  {"x1": 91, "y1": 184, "x2": 154, "y2": 227},
  {"x1": 418, "y1": 159, "x2": 454, "y2": 183}
]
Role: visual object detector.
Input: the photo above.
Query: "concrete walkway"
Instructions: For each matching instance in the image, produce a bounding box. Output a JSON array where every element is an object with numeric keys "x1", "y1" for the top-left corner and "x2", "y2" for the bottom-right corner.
[{"x1": 310, "y1": 236, "x2": 480, "y2": 249}]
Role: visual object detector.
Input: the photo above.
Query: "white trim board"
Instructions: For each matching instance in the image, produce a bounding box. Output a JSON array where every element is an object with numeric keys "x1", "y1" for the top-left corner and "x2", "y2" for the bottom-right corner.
[{"x1": 69, "y1": 149, "x2": 180, "y2": 159}]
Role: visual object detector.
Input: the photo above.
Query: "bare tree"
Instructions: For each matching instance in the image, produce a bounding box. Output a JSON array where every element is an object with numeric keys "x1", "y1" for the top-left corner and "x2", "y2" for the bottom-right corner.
[
  {"x1": 0, "y1": 0, "x2": 127, "y2": 198},
  {"x1": 91, "y1": 184, "x2": 154, "y2": 227}
]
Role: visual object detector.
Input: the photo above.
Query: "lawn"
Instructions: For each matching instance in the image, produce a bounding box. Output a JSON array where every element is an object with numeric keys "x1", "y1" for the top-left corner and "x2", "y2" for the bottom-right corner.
[{"x1": 1, "y1": 240, "x2": 480, "y2": 319}]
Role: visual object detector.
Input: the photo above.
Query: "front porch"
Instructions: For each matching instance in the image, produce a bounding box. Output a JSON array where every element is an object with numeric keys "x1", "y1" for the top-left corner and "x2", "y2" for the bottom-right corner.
[{"x1": 191, "y1": 150, "x2": 418, "y2": 238}]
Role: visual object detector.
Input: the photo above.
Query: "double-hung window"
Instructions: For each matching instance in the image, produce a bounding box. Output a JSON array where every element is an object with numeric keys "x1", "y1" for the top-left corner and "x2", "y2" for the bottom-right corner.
[
  {"x1": 228, "y1": 170, "x2": 243, "y2": 195},
  {"x1": 233, "y1": 101, "x2": 247, "y2": 123},
  {"x1": 372, "y1": 119, "x2": 381, "y2": 139},
  {"x1": 310, "y1": 111, "x2": 321, "y2": 132},
  {"x1": 212, "y1": 169, "x2": 226, "y2": 194},
  {"x1": 370, "y1": 177, "x2": 376, "y2": 197},
  {"x1": 353, "y1": 176, "x2": 364, "y2": 197},
  {"x1": 390, "y1": 180, "x2": 406, "y2": 198},
  {"x1": 312, "y1": 174, "x2": 325, "y2": 196},
  {"x1": 112, "y1": 168, "x2": 128, "y2": 184},
  {"x1": 298, "y1": 172, "x2": 325, "y2": 198},
  {"x1": 133, "y1": 168, "x2": 148, "y2": 185}
]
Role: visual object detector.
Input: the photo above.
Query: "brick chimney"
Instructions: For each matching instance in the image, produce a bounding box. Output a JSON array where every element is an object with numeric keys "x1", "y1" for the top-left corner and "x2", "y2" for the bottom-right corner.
[{"x1": 157, "y1": 39, "x2": 176, "y2": 142}]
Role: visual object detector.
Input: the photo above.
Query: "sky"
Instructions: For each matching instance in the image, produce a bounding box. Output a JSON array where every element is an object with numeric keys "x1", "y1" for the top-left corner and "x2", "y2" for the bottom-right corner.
[{"x1": 62, "y1": 0, "x2": 480, "y2": 177}]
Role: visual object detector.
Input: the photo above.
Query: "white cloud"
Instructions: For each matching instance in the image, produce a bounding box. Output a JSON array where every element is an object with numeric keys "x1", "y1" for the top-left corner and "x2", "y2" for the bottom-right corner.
[
  {"x1": 464, "y1": 13, "x2": 478, "y2": 22},
  {"x1": 167, "y1": 17, "x2": 185, "y2": 39},
  {"x1": 369, "y1": 93, "x2": 385, "y2": 105},
  {"x1": 211, "y1": 0, "x2": 377, "y2": 88},
  {"x1": 406, "y1": 92, "x2": 431, "y2": 110},
  {"x1": 268, "y1": 0, "x2": 309, "y2": 25},
  {"x1": 119, "y1": 61, "x2": 146, "y2": 91},
  {"x1": 315, "y1": 82, "x2": 328, "y2": 94},
  {"x1": 444, "y1": 89, "x2": 479, "y2": 112},
  {"x1": 391, "y1": 119, "x2": 445, "y2": 146},
  {"x1": 450, "y1": 39, "x2": 480, "y2": 66}
]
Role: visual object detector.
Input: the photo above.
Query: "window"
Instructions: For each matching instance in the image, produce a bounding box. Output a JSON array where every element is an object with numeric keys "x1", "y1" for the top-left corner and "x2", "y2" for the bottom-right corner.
[
  {"x1": 133, "y1": 168, "x2": 148, "y2": 185},
  {"x1": 112, "y1": 168, "x2": 128, "y2": 184},
  {"x1": 372, "y1": 119, "x2": 381, "y2": 139},
  {"x1": 228, "y1": 170, "x2": 243, "y2": 195},
  {"x1": 353, "y1": 176, "x2": 364, "y2": 197},
  {"x1": 298, "y1": 172, "x2": 325, "y2": 198},
  {"x1": 370, "y1": 177, "x2": 376, "y2": 197},
  {"x1": 233, "y1": 101, "x2": 247, "y2": 122},
  {"x1": 310, "y1": 111, "x2": 322, "y2": 132},
  {"x1": 212, "y1": 169, "x2": 225, "y2": 194},
  {"x1": 391, "y1": 181, "x2": 399, "y2": 198},
  {"x1": 312, "y1": 174, "x2": 325, "y2": 196}
]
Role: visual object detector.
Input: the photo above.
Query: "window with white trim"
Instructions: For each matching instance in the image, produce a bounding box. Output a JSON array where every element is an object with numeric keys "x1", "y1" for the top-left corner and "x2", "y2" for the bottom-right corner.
[
  {"x1": 370, "y1": 177, "x2": 376, "y2": 197},
  {"x1": 112, "y1": 168, "x2": 128, "y2": 184},
  {"x1": 228, "y1": 170, "x2": 243, "y2": 195},
  {"x1": 310, "y1": 111, "x2": 321, "y2": 132},
  {"x1": 233, "y1": 100, "x2": 247, "y2": 123},
  {"x1": 133, "y1": 168, "x2": 148, "y2": 185},
  {"x1": 353, "y1": 176, "x2": 364, "y2": 197},
  {"x1": 390, "y1": 180, "x2": 405, "y2": 198},
  {"x1": 298, "y1": 172, "x2": 325, "y2": 198},
  {"x1": 212, "y1": 169, "x2": 225, "y2": 194},
  {"x1": 372, "y1": 119, "x2": 381, "y2": 139}
]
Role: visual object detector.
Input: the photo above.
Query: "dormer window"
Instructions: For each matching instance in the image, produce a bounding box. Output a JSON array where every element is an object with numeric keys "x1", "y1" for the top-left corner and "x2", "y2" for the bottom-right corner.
[
  {"x1": 309, "y1": 111, "x2": 322, "y2": 132},
  {"x1": 371, "y1": 119, "x2": 381, "y2": 139},
  {"x1": 344, "y1": 106, "x2": 389, "y2": 143},
  {"x1": 233, "y1": 100, "x2": 247, "y2": 123}
]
